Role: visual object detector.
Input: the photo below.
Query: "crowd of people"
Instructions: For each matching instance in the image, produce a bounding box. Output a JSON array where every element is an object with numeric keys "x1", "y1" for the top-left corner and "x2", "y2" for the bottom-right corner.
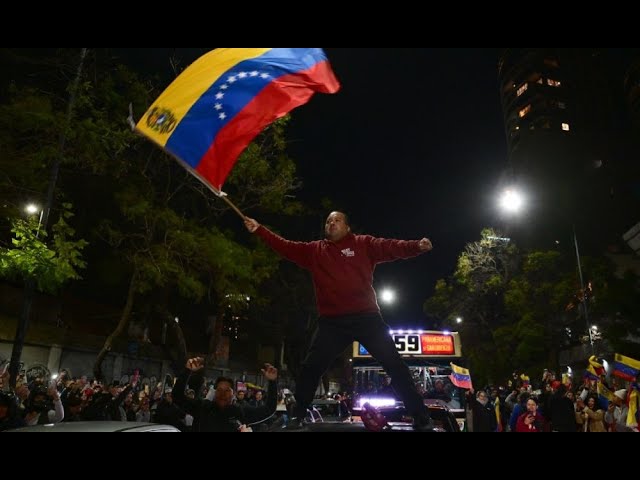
[
  {"x1": 2, "y1": 361, "x2": 638, "y2": 432},
  {"x1": 465, "y1": 369, "x2": 638, "y2": 432},
  {"x1": 0, "y1": 361, "x2": 282, "y2": 432}
]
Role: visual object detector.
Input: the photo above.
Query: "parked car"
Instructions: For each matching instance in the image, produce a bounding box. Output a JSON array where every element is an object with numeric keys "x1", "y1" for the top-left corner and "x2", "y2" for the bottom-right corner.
[{"x1": 6, "y1": 422, "x2": 180, "y2": 433}]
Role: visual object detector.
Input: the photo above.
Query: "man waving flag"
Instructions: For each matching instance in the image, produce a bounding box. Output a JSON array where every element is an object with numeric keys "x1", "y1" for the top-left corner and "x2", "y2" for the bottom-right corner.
[{"x1": 136, "y1": 48, "x2": 340, "y2": 194}]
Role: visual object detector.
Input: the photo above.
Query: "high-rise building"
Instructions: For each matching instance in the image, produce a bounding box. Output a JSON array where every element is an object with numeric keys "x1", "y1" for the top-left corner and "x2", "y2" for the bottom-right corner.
[
  {"x1": 499, "y1": 49, "x2": 573, "y2": 162},
  {"x1": 498, "y1": 48, "x2": 639, "y2": 252}
]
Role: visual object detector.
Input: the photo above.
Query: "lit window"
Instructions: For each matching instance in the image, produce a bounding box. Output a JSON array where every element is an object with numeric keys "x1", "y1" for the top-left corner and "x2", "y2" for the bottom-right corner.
[
  {"x1": 517, "y1": 83, "x2": 528, "y2": 97},
  {"x1": 562, "y1": 123, "x2": 570, "y2": 131},
  {"x1": 519, "y1": 105, "x2": 531, "y2": 118},
  {"x1": 558, "y1": 101, "x2": 566, "y2": 109},
  {"x1": 548, "y1": 79, "x2": 561, "y2": 87}
]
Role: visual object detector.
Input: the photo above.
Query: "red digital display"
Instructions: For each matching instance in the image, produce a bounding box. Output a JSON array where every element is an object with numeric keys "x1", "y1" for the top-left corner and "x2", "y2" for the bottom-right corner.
[{"x1": 421, "y1": 334, "x2": 455, "y2": 355}]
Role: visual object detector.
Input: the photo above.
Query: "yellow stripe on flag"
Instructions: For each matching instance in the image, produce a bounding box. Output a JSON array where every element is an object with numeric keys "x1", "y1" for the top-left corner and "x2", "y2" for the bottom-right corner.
[
  {"x1": 136, "y1": 48, "x2": 272, "y2": 147},
  {"x1": 615, "y1": 353, "x2": 640, "y2": 371},
  {"x1": 451, "y1": 363, "x2": 469, "y2": 376}
]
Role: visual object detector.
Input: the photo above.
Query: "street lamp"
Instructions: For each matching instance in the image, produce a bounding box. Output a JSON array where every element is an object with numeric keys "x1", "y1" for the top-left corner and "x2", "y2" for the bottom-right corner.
[
  {"x1": 380, "y1": 289, "x2": 396, "y2": 305},
  {"x1": 573, "y1": 228, "x2": 595, "y2": 355},
  {"x1": 25, "y1": 204, "x2": 39, "y2": 215},
  {"x1": 25, "y1": 204, "x2": 44, "y2": 237},
  {"x1": 456, "y1": 317, "x2": 463, "y2": 324},
  {"x1": 499, "y1": 188, "x2": 524, "y2": 214}
]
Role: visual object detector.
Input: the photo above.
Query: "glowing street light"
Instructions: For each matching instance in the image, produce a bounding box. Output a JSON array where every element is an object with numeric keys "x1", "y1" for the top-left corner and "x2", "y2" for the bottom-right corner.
[
  {"x1": 380, "y1": 289, "x2": 396, "y2": 305},
  {"x1": 499, "y1": 188, "x2": 524, "y2": 214},
  {"x1": 24, "y1": 204, "x2": 44, "y2": 237},
  {"x1": 456, "y1": 317, "x2": 463, "y2": 324},
  {"x1": 25, "y1": 204, "x2": 40, "y2": 215}
]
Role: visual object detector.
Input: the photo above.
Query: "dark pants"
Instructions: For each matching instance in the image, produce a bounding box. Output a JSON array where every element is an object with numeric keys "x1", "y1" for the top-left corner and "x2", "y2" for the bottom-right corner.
[{"x1": 293, "y1": 313, "x2": 428, "y2": 418}]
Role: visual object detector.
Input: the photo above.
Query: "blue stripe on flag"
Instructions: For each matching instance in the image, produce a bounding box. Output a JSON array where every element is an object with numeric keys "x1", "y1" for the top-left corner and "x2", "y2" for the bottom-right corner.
[{"x1": 166, "y1": 49, "x2": 328, "y2": 169}]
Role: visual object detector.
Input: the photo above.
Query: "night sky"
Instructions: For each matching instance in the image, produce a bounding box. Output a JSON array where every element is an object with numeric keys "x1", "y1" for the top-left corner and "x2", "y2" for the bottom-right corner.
[{"x1": 122, "y1": 48, "x2": 508, "y2": 326}]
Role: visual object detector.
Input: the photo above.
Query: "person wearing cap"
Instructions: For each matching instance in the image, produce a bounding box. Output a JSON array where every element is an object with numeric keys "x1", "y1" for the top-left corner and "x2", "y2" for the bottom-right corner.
[{"x1": 605, "y1": 389, "x2": 632, "y2": 432}]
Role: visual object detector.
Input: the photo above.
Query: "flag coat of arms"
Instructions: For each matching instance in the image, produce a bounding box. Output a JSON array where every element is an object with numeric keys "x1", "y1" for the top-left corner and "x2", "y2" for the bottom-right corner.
[
  {"x1": 450, "y1": 363, "x2": 473, "y2": 390},
  {"x1": 136, "y1": 48, "x2": 340, "y2": 192}
]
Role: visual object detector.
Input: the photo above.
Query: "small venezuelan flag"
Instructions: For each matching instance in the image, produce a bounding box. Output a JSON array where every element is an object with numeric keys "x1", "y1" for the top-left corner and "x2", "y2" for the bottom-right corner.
[
  {"x1": 137, "y1": 48, "x2": 340, "y2": 191},
  {"x1": 450, "y1": 363, "x2": 473, "y2": 390}
]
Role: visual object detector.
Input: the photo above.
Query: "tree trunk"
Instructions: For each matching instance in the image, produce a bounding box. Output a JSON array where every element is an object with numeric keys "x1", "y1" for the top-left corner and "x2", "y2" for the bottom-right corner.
[
  {"x1": 170, "y1": 318, "x2": 188, "y2": 369},
  {"x1": 93, "y1": 271, "x2": 137, "y2": 381}
]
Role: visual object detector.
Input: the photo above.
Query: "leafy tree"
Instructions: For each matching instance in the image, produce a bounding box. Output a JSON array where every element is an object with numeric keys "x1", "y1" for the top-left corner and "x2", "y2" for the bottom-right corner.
[
  {"x1": 0, "y1": 49, "x2": 323, "y2": 380},
  {"x1": 587, "y1": 263, "x2": 640, "y2": 359},
  {"x1": 425, "y1": 229, "x2": 519, "y2": 382},
  {"x1": 0, "y1": 204, "x2": 87, "y2": 293},
  {"x1": 70, "y1": 53, "x2": 309, "y2": 377},
  {"x1": 425, "y1": 225, "x2": 640, "y2": 385},
  {"x1": 501, "y1": 251, "x2": 577, "y2": 373}
]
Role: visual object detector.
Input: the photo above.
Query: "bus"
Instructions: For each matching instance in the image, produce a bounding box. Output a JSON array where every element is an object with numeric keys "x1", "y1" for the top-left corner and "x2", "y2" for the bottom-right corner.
[{"x1": 351, "y1": 329, "x2": 467, "y2": 430}]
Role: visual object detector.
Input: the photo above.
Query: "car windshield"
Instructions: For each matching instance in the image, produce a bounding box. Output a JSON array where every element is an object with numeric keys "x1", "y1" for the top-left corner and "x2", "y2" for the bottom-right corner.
[{"x1": 423, "y1": 375, "x2": 464, "y2": 411}]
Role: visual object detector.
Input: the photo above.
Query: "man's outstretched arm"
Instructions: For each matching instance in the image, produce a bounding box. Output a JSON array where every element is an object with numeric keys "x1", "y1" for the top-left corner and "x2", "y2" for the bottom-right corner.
[
  {"x1": 244, "y1": 218, "x2": 314, "y2": 269},
  {"x1": 366, "y1": 236, "x2": 433, "y2": 263}
]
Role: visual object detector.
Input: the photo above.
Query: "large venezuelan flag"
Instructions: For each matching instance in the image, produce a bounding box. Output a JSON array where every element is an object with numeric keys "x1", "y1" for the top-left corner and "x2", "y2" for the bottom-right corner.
[
  {"x1": 137, "y1": 48, "x2": 340, "y2": 191},
  {"x1": 450, "y1": 363, "x2": 473, "y2": 390}
]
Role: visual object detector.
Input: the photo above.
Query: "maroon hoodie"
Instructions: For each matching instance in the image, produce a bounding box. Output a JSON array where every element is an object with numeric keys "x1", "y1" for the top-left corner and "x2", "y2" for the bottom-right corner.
[{"x1": 256, "y1": 226, "x2": 424, "y2": 317}]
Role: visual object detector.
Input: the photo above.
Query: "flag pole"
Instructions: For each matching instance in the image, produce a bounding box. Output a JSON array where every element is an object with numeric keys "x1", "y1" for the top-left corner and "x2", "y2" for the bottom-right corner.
[
  {"x1": 219, "y1": 195, "x2": 246, "y2": 221},
  {"x1": 128, "y1": 107, "x2": 247, "y2": 221},
  {"x1": 172, "y1": 156, "x2": 247, "y2": 221}
]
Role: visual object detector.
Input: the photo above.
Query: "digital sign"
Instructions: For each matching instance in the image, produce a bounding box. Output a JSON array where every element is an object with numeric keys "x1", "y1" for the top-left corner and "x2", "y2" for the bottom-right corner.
[
  {"x1": 355, "y1": 332, "x2": 460, "y2": 358},
  {"x1": 421, "y1": 334, "x2": 455, "y2": 354}
]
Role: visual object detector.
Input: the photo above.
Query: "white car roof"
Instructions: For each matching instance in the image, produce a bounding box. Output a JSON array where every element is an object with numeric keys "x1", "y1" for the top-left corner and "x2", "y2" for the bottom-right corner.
[{"x1": 7, "y1": 422, "x2": 180, "y2": 433}]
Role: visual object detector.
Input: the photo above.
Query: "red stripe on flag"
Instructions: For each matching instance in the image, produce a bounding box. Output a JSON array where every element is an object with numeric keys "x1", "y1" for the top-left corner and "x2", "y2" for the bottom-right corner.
[{"x1": 196, "y1": 61, "x2": 339, "y2": 190}]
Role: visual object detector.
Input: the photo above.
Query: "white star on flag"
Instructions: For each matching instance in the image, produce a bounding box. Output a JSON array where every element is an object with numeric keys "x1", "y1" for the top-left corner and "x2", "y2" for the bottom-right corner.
[{"x1": 214, "y1": 70, "x2": 276, "y2": 122}]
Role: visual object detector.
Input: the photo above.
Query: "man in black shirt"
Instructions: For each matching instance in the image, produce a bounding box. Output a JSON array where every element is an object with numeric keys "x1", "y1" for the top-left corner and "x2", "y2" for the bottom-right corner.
[{"x1": 173, "y1": 357, "x2": 278, "y2": 432}]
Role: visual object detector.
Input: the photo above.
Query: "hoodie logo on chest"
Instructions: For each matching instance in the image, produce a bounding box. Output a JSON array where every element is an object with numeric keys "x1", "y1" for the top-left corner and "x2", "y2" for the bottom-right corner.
[{"x1": 341, "y1": 248, "x2": 355, "y2": 258}]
